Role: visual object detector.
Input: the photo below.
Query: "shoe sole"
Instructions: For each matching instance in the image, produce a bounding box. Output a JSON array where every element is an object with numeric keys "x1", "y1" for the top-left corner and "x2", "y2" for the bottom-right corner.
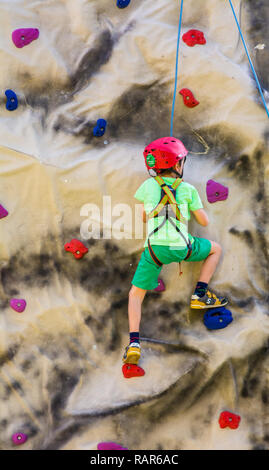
[
  {"x1": 123, "y1": 352, "x2": 141, "y2": 365},
  {"x1": 190, "y1": 300, "x2": 228, "y2": 309}
]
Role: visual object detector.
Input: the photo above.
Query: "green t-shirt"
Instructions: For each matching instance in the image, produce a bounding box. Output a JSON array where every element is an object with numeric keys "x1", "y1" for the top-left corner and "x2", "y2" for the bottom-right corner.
[{"x1": 134, "y1": 177, "x2": 203, "y2": 247}]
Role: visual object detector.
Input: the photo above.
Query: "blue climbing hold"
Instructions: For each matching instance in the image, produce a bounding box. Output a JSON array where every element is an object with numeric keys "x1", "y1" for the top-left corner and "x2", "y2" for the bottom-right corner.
[
  {"x1": 117, "y1": 0, "x2": 131, "y2": 9},
  {"x1": 203, "y1": 307, "x2": 233, "y2": 330},
  {"x1": 5, "y1": 89, "x2": 18, "y2": 111},
  {"x1": 93, "y1": 119, "x2": 107, "y2": 137}
]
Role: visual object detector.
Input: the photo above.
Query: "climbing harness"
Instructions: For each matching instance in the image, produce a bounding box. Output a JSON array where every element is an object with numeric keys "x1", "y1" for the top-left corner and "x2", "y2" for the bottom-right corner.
[{"x1": 147, "y1": 175, "x2": 192, "y2": 276}]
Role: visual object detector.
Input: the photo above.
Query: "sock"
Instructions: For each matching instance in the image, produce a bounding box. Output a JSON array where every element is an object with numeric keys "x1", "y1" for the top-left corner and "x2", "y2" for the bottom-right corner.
[
  {"x1": 129, "y1": 332, "x2": 140, "y2": 345},
  {"x1": 194, "y1": 281, "x2": 208, "y2": 298}
]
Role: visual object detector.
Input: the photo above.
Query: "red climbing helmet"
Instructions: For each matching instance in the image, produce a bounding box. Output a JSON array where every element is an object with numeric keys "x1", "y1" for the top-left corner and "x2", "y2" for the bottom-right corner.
[{"x1": 144, "y1": 136, "x2": 188, "y2": 174}]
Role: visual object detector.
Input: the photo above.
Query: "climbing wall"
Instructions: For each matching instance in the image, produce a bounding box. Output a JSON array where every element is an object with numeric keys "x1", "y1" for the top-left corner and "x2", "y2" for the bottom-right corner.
[{"x1": 0, "y1": 0, "x2": 269, "y2": 450}]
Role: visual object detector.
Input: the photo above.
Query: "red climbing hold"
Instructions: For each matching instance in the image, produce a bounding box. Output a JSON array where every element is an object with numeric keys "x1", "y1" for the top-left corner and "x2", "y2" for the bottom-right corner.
[
  {"x1": 219, "y1": 411, "x2": 241, "y2": 429},
  {"x1": 64, "y1": 239, "x2": 88, "y2": 259},
  {"x1": 182, "y1": 29, "x2": 206, "y2": 47},
  {"x1": 0, "y1": 205, "x2": 8, "y2": 219},
  {"x1": 179, "y1": 88, "x2": 199, "y2": 108},
  {"x1": 122, "y1": 363, "x2": 145, "y2": 379},
  {"x1": 206, "y1": 180, "x2": 229, "y2": 203},
  {"x1": 154, "y1": 278, "x2": 166, "y2": 292}
]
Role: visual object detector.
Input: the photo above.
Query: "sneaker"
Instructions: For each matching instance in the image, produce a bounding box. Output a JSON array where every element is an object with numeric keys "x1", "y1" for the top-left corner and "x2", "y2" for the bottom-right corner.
[
  {"x1": 122, "y1": 342, "x2": 141, "y2": 364},
  {"x1": 190, "y1": 289, "x2": 228, "y2": 309}
]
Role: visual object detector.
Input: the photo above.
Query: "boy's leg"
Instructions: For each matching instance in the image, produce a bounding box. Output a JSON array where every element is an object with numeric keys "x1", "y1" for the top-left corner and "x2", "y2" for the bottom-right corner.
[
  {"x1": 123, "y1": 286, "x2": 147, "y2": 364},
  {"x1": 128, "y1": 285, "x2": 147, "y2": 332},
  {"x1": 123, "y1": 247, "x2": 163, "y2": 364},
  {"x1": 198, "y1": 241, "x2": 222, "y2": 283},
  {"x1": 187, "y1": 239, "x2": 228, "y2": 309}
]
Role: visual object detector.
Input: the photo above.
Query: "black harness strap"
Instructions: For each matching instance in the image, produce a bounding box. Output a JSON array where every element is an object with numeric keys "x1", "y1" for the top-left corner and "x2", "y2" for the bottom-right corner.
[{"x1": 147, "y1": 178, "x2": 192, "y2": 267}]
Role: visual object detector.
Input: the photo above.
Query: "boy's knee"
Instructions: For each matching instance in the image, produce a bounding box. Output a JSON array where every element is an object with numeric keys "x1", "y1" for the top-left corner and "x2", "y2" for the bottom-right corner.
[{"x1": 210, "y1": 241, "x2": 222, "y2": 254}]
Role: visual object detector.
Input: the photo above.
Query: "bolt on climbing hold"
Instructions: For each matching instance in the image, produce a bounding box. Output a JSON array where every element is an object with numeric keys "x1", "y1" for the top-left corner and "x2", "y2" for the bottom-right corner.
[
  {"x1": 154, "y1": 278, "x2": 166, "y2": 292},
  {"x1": 5, "y1": 90, "x2": 18, "y2": 111},
  {"x1": 203, "y1": 307, "x2": 233, "y2": 330},
  {"x1": 182, "y1": 29, "x2": 206, "y2": 47},
  {"x1": 12, "y1": 28, "x2": 39, "y2": 48},
  {"x1": 64, "y1": 239, "x2": 88, "y2": 259},
  {"x1": 97, "y1": 442, "x2": 128, "y2": 450},
  {"x1": 93, "y1": 119, "x2": 107, "y2": 137},
  {"x1": 12, "y1": 433, "x2": 28, "y2": 445},
  {"x1": 206, "y1": 180, "x2": 229, "y2": 203},
  {"x1": 117, "y1": 0, "x2": 131, "y2": 9},
  {"x1": 10, "y1": 298, "x2": 27, "y2": 313},
  {"x1": 179, "y1": 88, "x2": 199, "y2": 108},
  {"x1": 0, "y1": 204, "x2": 8, "y2": 219},
  {"x1": 122, "y1": 363, "x2": 145, "y2": 379},
  {"x1": 219, "y1": 411, "x2": 241, "y2": 429}
]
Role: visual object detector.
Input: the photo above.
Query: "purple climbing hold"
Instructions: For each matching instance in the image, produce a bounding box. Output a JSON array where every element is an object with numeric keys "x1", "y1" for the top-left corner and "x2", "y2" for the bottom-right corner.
[
  {"x1": 206, "y1": 180, "x2": 229, "y2": 203},
  {"x1": 97, "y1": 442, "x2": 128, "y2": 450},
  {"x1": 12, "y1": 28, "x2": 39, "y2": 48},
  {"x1": 10, "y1": 298, "x2": 27, "y2": 313},
  {"x1": 12, "y1": 433, "x2": 28, "y2": 445},
  {"x1": 154, "y1": 278, "x2": 166, "y2": 292},
  {"x1": 0, "y1": 205, "x2": 8, "y2": 219}
]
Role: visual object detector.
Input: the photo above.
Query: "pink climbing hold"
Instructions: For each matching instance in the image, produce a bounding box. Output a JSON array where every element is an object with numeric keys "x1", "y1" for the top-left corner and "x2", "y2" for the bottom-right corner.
[
  {"x1": 10, "y1": 298, "x2": 27, "y2": 313},
  {"x1": 97, "y1": 442, "x2": 128, "y2": 450},
  {"x1": 179, "y1": 88, "x2": 199, "y2": 108},
  {"x1": 154, "y1": 278, "x2": 166, "y2": 292},
  {"x1": 64, "y1": 239, "x2": 89, "y2": 259},
  {"x1": 206, "y1": 180, "x2": 229, "y2": 203},
  {"x1": 0, "y1": 205, "x2": 8, "y2": 219},
  {"x1": 12, "y1": 433, "x2": 28, "y2": 445},
  {"x1": 12, "y1": 28, "x2": 39, "y2": 48},
  {"x1": 182, "y1": 29, "x2": 206, "y2": 47}
]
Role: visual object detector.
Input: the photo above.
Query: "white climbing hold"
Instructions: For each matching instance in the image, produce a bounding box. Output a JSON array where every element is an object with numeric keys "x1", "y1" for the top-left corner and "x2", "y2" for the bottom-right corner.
[{"x1": 254, "y1": 44, "x2": 265, "y2": 50}]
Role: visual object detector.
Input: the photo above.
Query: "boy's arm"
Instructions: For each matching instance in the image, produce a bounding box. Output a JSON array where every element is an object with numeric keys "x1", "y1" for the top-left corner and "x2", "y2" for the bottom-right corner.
[
  {"x1": 192, "y1": 208, "x2": 209, "y2": 227},
  {"x1": 141, "y1": 204, "x2": 147, "y2": 223}
]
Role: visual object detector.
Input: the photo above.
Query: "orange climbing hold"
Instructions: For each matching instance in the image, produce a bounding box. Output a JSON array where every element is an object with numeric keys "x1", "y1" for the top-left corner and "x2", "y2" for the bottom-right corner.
[
  {"x1": 122, "y1": 363, "x2": 145, "y2": 379},
  {"x1": 64, "y1": 239, "x2": 88, "y2": 259},
  {"x1": 219, "y1": 411, "x2": 241, "y2": 429},
  {"x1": 182, "y1": 29, "x2": 206, "y2": 47},
  {"x1": 179, "y1": 88, "x2": 199, "y2": 108}
]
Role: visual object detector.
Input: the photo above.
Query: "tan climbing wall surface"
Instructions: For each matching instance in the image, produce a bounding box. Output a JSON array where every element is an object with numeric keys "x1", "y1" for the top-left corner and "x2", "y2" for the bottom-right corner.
[{"x1": 0, "y1": 0, "x2": 268, "y2": 450}]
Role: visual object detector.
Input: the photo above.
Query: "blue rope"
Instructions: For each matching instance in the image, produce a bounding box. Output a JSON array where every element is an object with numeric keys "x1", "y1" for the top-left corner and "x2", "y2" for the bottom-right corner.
[
  {"x1": 228, "y1": 0, "x2": 269, "y2": 119},
  {"x1": 170, "y1": 0, "x2": 184, "y2": 136}
]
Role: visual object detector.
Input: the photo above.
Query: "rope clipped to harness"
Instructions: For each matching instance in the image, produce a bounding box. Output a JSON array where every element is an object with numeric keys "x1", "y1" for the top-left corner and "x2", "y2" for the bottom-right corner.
[{"x1": 147, "y1": 176, "x2": 192, "y2": 277}]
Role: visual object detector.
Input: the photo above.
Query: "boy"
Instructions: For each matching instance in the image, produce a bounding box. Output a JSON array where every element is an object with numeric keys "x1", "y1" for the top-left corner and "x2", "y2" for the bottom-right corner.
[{"x1": 123, "y1": 137, "x2": 228, "y2": 365}]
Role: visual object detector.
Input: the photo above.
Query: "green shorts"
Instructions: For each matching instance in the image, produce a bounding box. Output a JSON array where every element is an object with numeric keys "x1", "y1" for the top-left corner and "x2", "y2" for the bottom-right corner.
[{"x1": 132, "y1": 237, "x2": 212, "y2": 290}]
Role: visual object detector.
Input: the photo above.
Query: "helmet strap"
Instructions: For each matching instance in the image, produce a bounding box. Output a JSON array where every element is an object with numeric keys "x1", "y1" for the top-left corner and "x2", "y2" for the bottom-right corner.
[{"x1": 171, "y1": 168, "x2": 183, "y2": 179}]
